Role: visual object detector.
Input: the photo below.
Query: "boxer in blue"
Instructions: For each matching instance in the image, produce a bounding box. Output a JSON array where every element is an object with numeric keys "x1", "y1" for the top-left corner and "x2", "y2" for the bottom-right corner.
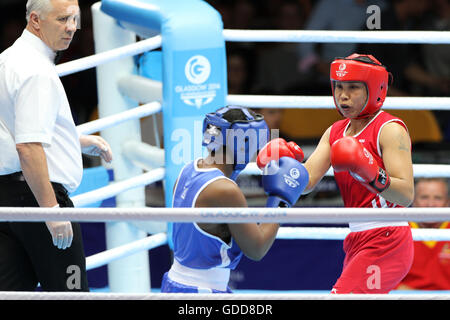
[{"x1": 161, "y1": 106, "x2": 309, "y2": 293}]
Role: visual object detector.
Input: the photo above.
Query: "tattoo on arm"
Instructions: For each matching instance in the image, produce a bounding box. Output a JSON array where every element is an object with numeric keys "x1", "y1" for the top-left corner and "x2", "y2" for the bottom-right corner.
[{"x1": 397, "y1": 134, "x2": 410, "y2": 152}]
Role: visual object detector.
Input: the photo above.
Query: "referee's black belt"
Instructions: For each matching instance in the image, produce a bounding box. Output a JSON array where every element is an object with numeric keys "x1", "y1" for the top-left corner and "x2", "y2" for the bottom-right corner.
[
  {"x1": 0, "y1": 172, "x2": 67, "y2": 194},
  {"x1": 0, "y1": 171, "x2": 26, "y2": 182}
]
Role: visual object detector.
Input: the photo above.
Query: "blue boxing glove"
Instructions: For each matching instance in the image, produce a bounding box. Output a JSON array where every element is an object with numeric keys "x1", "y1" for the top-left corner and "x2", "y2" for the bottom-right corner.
[{"x1": 262, "y1": 156, "x2": 309, "y2": 208}]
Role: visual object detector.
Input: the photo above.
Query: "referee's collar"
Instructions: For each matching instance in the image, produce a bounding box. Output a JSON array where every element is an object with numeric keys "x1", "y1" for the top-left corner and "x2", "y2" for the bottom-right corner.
[{"x1": 20, "y1": 29, "x2": 56, "y2": 64}]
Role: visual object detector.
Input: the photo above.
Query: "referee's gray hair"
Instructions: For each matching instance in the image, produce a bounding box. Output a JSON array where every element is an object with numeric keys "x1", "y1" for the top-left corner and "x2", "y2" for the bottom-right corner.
[{"x1": 26, "y1": 0, "x2": 53, "y2": 22}]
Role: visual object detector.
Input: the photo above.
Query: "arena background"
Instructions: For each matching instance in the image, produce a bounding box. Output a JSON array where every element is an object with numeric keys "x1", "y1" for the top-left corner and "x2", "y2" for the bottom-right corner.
[{"x1": 0, "y1": 0, "x2": 448, "y2": 292}]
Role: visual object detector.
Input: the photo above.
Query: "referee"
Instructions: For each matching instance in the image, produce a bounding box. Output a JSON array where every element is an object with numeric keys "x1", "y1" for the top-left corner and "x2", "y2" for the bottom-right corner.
[{"x1": 0, "y1": 0, "x2": 112, "y2": 291}]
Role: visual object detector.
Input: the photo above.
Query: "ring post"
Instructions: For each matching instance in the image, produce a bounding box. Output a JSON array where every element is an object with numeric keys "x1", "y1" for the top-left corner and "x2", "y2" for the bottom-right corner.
[
  {"x1": 92, "y1": 2, "x2": 150, "y2": 293},
  {"x1": 100, "y1": 0, "x2": 227, "y2": 246}
]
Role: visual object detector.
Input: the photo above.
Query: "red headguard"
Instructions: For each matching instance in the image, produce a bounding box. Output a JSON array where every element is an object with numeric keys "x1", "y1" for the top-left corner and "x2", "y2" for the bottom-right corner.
[{"x1": 330, "y1": 54, "x2": 390, "y2": 119}]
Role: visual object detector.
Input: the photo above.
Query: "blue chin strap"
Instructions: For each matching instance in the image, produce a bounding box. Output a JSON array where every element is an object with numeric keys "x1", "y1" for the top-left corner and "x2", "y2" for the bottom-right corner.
[{"x1": 202, "y1": 106, "x2": 269, "y2": 181}]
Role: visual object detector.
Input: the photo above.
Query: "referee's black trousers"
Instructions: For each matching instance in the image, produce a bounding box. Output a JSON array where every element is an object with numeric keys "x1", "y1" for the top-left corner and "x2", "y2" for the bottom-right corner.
[{"x1": 0, "y1": 178, "x2": 89, "y2": 291}]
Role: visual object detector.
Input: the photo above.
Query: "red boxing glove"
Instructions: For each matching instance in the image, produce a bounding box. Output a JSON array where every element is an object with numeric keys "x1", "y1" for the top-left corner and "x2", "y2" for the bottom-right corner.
[
  {"x1": 257, "y1": 138, "x2": 304, "y2": 169},
  {"x1": 330, "y1": 136, "x2": 390, "y2": 194}
]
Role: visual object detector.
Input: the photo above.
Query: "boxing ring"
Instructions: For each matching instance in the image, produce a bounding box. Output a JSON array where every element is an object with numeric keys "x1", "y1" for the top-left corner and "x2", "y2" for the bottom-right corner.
[{"x1": 3, "y1": 0, "x2": 450, "y2": 299}]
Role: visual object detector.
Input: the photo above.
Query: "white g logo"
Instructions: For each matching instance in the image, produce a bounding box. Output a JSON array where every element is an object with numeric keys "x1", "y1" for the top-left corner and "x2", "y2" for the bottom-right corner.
[
  {"x1": 290, "y1": 168, "x2": 300, "y2": 179},
  {"x1": 336, "y1": 63, "x2": 348, "y2": 77},
  {"x1": 185, "y1": 55, "x2": 211, "y2": 84}
]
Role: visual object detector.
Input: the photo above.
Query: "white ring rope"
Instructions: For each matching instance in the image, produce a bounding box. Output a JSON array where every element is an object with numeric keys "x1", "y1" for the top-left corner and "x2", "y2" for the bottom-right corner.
[
  {"x1": 76, "y1": 102, "x2": 162, "y2": 135},
  {"x1": 243, "y1": 163, "x2": 450, "y2": 178},
  {"x1": 86, "y1": 232, "x2": 167, "y2": 270},
  {"x1": 0, "y1": 292, "x2": 448, "y2": 300},
  {"x1": 227, "y1": 95, "x2": 450, "y2": 111},
  {"x1": 56, "y1": 35, "x2": 162, "y2": 77},
  {"x1": 0, "y1": 207, "x2": 449, "y2": 223},
  {"x1": 223, "y1": 29, "x2": 450, "y2": 44},
  {"x1": 277, "y1": 227, "x2": 450, "y2": 241},
  {"x1": 53, "y1": 29, "x2": 450, "y2": 83},
  {"x1": 83, "y1": 227, "x2": 450, "y2": 272},
  {"x1": 67, "y1": 161, "x2": 450, "y2": 207},
  {"x1": 49, "y1": 32, "x2": 448, "y2": 139},
  {"x1": 71, "y1": 167, "x2": 165, "y2": 207},
  {"x1": 53, "y1": 30, "x2": 450, "y2": 79}
]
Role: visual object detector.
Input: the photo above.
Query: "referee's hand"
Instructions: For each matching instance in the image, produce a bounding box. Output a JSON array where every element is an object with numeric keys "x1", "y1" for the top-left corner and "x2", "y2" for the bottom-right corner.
[{"x1": 45, "y1": 221, "x2": 73, "y2": 250}]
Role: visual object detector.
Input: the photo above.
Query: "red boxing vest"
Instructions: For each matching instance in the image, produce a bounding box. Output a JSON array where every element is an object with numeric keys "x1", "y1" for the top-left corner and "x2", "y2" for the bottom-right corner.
[{"x1": 329, "y1": 111, "x2": 408, "y2": 209}]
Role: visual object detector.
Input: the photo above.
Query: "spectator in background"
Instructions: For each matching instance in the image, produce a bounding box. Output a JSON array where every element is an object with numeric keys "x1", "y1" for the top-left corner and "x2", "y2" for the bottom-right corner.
[
  {"x1": 408, "y1": 0, "x2": 449, "y2": 97},
  {"x1": 225, "y1": 46, "x2": 288, "y2": 191},
  {"x1": 226, "y1": 46, "x2": 286, "y2": 138},
  {"x1": 252, "y1": 0, "x2": 307, "y2": 94},
  {"x1": 230, "y1": 0, "x2": 258, "y2": 29},
  {"x1": 257, "y1": 108, "x2": 284, "y2": 132},
  {"x1": 420, "y1": 0, "x2": 450, "y2": 96},
  {"x1": 417, "y1": 0, "x2": 450, "y2": 140},
  {"x1": 357, "y1": 0, "x2": 432, "y2": 96},
  {"x1": 297, "y1": 0, "x2": 387, "y2": 92},
  {"x1": 226, "y1": 47, "x2": 254, "y2": 95},
  {"x1": 396, "y1": 178, "x2": 450, "y2": 291}
]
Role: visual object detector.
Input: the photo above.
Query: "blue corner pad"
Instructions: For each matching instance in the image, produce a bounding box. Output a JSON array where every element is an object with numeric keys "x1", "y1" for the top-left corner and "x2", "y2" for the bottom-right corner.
[
  {"x1": 70, "y1": 166, "x2": 110, "y2": 208},
  {"x1": 100, "y1": 0, "x2": 227, "y2": 209}
]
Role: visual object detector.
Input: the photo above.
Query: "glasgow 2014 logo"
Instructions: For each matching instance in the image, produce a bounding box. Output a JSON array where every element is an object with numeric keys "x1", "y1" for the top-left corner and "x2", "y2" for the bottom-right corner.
[
  {"x1": 185, "y1": 55, "x2": 211, "y2": 84},
  {"x1": 175, "y1": 54, "x2": 220, "y2": 109}
]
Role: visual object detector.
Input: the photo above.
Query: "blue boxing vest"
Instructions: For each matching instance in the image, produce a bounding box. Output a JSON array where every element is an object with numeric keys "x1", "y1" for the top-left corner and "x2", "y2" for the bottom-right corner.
[{"x1": 171, "y1": 159, "x2": 243, "y2": 270}]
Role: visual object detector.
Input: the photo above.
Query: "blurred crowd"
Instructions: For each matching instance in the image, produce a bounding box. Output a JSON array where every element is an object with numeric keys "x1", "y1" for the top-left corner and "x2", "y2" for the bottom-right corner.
[
  {"x1": 217, "y1": 0, "x2": 449, "y2": 97},
  {"x1": 1, "y1": 0, "x2": 449, "y2": 141},
  {"x1": 217, "y1": 0, "x2": 450, "y2": 144}
]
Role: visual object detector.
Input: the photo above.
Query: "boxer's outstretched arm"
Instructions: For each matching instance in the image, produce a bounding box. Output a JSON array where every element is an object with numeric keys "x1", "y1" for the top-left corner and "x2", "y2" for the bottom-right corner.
[{"x1": 197, "y1": 179, "x2": 279, "y2": 261}]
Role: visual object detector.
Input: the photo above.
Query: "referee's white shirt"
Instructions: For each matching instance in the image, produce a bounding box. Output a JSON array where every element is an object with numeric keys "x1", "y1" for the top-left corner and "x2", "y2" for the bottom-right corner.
[{"x1": 0, "y1": 29, "x2": 83, "y2": 192}]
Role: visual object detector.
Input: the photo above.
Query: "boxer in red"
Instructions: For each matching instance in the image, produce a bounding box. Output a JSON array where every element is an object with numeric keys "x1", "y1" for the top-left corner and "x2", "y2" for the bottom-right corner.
[
  {"x1": 259, "y1": 54, "x2": 415, "y2": 293},
  {"x1": 317, "y1": 54, "x2": 414, "y2": 293}
]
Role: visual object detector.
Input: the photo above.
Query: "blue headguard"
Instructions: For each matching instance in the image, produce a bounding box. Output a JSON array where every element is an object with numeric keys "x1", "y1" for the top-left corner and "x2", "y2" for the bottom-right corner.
[{"x1": 202, "y1": 106, "x2": 269, "y2": 181}]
